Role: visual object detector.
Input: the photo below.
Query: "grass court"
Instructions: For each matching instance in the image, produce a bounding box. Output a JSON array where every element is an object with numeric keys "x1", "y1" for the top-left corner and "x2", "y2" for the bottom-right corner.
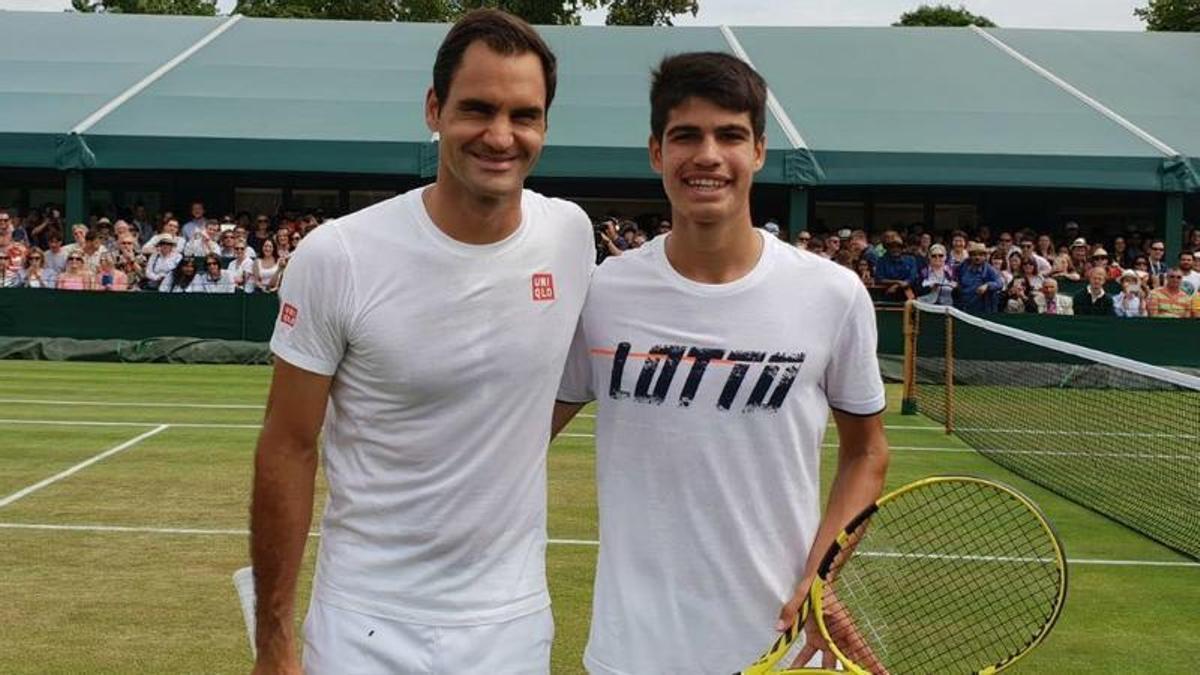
[{"x1": 1, "y1": 360, "x2": 1197, "y2": 673}]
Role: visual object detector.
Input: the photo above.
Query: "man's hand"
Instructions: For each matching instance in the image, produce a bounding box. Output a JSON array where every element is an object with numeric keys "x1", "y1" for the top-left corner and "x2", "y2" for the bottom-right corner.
[
  {"x1": 778, "y1": 579, "x2": 841, "y2": 671},
  {"x1": 976, "y1": 284, "x2": 989, "y2": 296}
]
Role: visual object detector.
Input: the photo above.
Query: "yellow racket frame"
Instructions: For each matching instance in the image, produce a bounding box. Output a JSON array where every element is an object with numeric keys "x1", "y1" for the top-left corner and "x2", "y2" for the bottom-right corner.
[{"x1": 739, "y1": 475, "x2": 1068, "y2": 675}]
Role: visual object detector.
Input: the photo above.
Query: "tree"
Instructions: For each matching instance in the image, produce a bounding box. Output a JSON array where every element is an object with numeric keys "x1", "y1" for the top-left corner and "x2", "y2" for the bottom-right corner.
[
  {"x1": 893, "y1": 4, "x2": 996, "y2": 27},
  {"x1": 71, "y1": 0, "x2": 217, "y2": 14},
  {"x1": 234, "y1": 0, "x2": 697, "y2": 24},
  {"x1": 1134, "y1": 0, "x2": 1200, "y2": 31},
  {"x1": 606, "y1": 0, "x2": 698, "y2": 26}
]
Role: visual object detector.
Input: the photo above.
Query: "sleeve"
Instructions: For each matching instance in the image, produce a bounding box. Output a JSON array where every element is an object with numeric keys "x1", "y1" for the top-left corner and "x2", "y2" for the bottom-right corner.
[
  {"x1": 823, "y1": 280, "x2": 887, "y2": 416},
  {"x1": 268, "y1": 226, "x2": 354, "y2": 377},
  {"x1": 556, "y1": 317, "x2": 595, "y2": 404}
]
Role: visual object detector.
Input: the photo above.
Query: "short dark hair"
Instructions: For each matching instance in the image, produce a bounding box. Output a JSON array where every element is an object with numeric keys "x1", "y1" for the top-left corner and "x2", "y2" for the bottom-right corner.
[
  {"x1": 432, "y1": 9, "x2": 557, "y2": 113},
  {"x1": 650, "y1": 52, "x2": 767, "y2": 140}
]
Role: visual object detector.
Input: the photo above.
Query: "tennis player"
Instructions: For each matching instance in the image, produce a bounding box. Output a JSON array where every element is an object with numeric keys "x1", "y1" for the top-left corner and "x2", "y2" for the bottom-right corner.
[
  {"x1": 250, "y1": 10, "x2": 593, "y2": 674},
  {"x1": 553, "y1": 52, "x2": 891, "y2": 674}
]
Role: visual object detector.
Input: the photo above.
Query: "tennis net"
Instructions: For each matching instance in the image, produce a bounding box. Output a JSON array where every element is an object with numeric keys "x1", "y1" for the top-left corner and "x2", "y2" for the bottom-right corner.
[{"x1": 902, "y1": 301, "x2": 1200, "y2": 560}]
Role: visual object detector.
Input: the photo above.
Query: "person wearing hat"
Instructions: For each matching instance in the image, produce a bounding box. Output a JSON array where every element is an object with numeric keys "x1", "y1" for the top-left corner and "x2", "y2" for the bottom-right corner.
[
  {"x1": 143, "y1": 235, "x2": 180, "y2": 290},
  {"x1": 955, "y1": 241, "x2": 1005, "y2": 314},
  {"x1": 1113, "y1": 269, "x2": 1147, "y2": 318},
  {"x1": 762, "y1": 220, "x2": 781, "y2": 238},
  {"x1": 1073, "y1": 266, "x2": 1114, "y2": 316},
  {"x1": 1067, "y1": 237, "x2": 1089, "y2": 279},
  {"x1": 1088, "y1": 247, "x2": 1122, "y2": 282},
  {"x1": 918, "y1": 243, "x2": 956, "y2": 305},
  {"x1": 873, "y1": 232, "x2": 919, "y2": 301}
]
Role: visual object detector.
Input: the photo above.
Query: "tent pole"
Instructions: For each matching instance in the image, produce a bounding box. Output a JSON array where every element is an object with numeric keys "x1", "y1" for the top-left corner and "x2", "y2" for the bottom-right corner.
[
  {"x1": 65, "y1": 171, "x2": 87, "y2": 228},
  {"x1": 788, "y1": 187, "x2": 809, "y2": 241},
  {"x1": 1164, "y1": 193, "x2": 1183, "y2": 263}
]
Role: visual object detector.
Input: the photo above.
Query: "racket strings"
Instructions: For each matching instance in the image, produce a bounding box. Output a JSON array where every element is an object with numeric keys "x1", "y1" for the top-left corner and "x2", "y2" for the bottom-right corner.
[{"x1": 820, "y1": 480, "x2": 1063, "y2": 674}]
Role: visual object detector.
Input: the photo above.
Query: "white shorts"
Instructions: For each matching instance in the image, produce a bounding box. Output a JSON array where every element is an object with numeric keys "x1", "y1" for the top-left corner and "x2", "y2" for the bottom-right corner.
[{"x1": 302, "y1": 598, "x2": 554, "y2": 675}]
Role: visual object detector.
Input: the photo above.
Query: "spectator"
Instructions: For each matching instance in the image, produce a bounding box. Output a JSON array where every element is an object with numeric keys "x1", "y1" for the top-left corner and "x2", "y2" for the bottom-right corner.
[
  {"x1": 19, "y1": 248, "x2": 55, "y2": 289},
  {"x1": 655, "y1": 219, "x2": 672, "y2": 238},
  {"x1": 62, "y1": 223, "x2": 88, "y2": 257},
  {"x1": 918, "y1": 244, "x2": 956, "y2": 305},
  {"x1": 1017, "y1": 256, "x2": 1043, "y2": 295},
  {"x1": 1178, "y1": 251, "x2": 1200, "y2": 296},
  {"x1": 1148, "y1": 270, "x2": 1194, "y2": 318},
  {"x1": 1088, "y1": 248, "x2": 1121, "y2": 281},
  {"x1": 824, "y1": 233, "x2": 841, "y2": 258},
  {"x1": 948, "y1": 231, "x2": 969, "y2": 267},
  {"x1": 218, "y1": 229, "x2": 240, "y2": 258},
  {"x1": 274, "y1": 229, "x2": 293, "y2": 260},
  {"x1": 142, "y1": 219, "x2": 181, "y2": 254},
  {"x1": 159, "y1": 257, "x2": 198, "y2": 293},
  {"x1": 849, "y1": 229, "x2": 875, "y2": 266},
  {"x1": 43, "y1": 231, "x2": 68, "y2": 274},
  {"x1": 1147, "y1": 240, "x2": 1168, "y2": 287},
  {"x1": 793, "y1": 231, "x2": 811, "y2": 249},
  {"x1": 1130, "y1": 255, "x2": 1152, "y2": 287},
  {"x1": 227, "y1": 241, "x2": 256, "y2": 292},
  {"x1": 181, "y1": 201, "x2": 206, "y2": 241},
  {"x1": 1050, "y1": 245, "x2": 1074, "y2": 280},
  {"x1": 255, "y1": 239, "x2": 283, "y2": 293},
  {"x1": 1002, "y1": 278, "x2": 1036, "y2": 314},
  {"x1": 1113, "y1": 269, "x2": 1147, "y2": 318},
  {"x1": 131, "y1": 203, "x2": 155, "y2": 243},
  {"x1": 55, "y1": 252, "x2": 93, "y2": 291},
  {"x1": 1034, "y1": 278, "x2": 1073, "y2": 315},
  {"x1": 76, "y1": 231, "x2": 106, "y2": 274},
  {"x1": 873, "y1": 232, "x2": 919, "y2": 302},
  {"x1": 1064, "y1": 238, "x2": 1089, "y2": 280},
  {"x1": 184, "y1": 219, "x2": 221, "y2": 258},
  {"x1": 1033, "y1": 234, "x2": 1055, "y2": 274},
  {"x1": 248, "y1": 214, "x2": 272, "y2": 253},
  {"x1": 855, "y1": 257, "x2": 874, "y2": 286},
  {"x1": 3, "y1": 244, "x2": 25, "y2": 287},
  {"x1": 762, "y1": 221, "x2": 781, "y2": 239},
  {"x1": 195, "y1": 255, "x2": 236, "y2": 293},
  {"x1": 995, "y1": 231, "x2": 1016, "y2": 261},
  {"x1": 956, "y1": 242, "x2": 1005, "y2": 313},
  {"x1": 806, "y1": 234, "x2": 825, "y2": 255},
  {"x1": 143, "y1": 237, "x2": 181, "y2": 290},
  {"x1": 113, "y1": 236, "x2": 146, "y2": 288},
  {"x1": 1073, "y1": 267, "x2": 1114, "y2": 316},
  {"x1": 289, "y1": 230, "x2": 303, "y2": 251},
  {"x1": 93, "y1": 252, "x2": 129, "y2": 292},
  {"x1": 989, "y1": 249, "x2": 1012, "y2": 285},
  {"x1": 1112, "y1": 236, "x2": 1135, "y2": 269}
]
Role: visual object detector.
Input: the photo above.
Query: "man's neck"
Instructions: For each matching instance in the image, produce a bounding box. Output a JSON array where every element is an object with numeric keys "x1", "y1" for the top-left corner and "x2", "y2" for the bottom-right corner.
[
  {"x1": 423, "y1": 177, "x2": 522, "y2": 246},
  {"x1": 663, "y1": 211, "x2": 762, "y2": 285}
]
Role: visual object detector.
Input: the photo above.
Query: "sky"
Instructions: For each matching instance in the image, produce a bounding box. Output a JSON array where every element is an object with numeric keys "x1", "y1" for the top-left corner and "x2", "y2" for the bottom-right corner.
[{"x1": 0, "y1": 0, "x2": 1147, "y2": 31}]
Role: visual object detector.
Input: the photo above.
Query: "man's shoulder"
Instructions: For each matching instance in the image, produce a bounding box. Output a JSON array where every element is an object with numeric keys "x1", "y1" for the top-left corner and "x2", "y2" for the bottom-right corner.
[{"x1": 523, "y1": 190, "x2": 592, "y2": 236}]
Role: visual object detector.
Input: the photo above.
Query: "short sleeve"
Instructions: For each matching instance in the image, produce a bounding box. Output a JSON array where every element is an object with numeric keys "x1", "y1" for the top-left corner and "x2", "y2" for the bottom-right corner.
[
  {"x1": 823, "y1": 281, "x2": 887, "y2": 416},
  {"x1": 557, "y1": 317, "x2": 595, "y2": 404},
  {"x1": 269, "y1": 227, "x2": 353, "y2": 377}
]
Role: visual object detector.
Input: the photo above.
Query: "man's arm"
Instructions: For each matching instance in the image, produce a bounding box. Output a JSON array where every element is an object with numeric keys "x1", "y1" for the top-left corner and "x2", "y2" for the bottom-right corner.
[
  {"x1": 551, "y1": 401, "x2": 586, "y2": 440},
  {"x1": 250, "y1": 358, "x2": 331, "y2": 674},
  {"x1": 777, "y1": 409, "x2": 890, "y2": 631}
]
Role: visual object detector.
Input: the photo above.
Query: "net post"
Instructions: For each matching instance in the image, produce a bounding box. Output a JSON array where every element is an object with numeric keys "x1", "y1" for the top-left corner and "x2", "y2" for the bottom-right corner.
[
  {"x1": 901, "y1": 300, "x2": 919, "y2": 415},
  {"x1": 944, "y1": 311, "x2": 954, "y2": 434}
]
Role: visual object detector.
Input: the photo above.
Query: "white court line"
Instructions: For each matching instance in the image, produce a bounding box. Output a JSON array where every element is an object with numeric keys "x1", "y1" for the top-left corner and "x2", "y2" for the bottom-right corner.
[
  {"x1": 0, "y1": 425, "x2": 170, "y2": 509},
  {"x1": 0, "y1": 522, "x2": 1194, "y2": 568},
  {"x1": 0, "y1": 418, "x2": 260, "y2": 430},
  {"x1": 0, "y1": 398, "x2": 262, "y2": 410}
]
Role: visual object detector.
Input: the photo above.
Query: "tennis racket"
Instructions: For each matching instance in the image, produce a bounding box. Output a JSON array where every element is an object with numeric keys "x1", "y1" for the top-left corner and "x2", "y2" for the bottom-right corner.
[{"x1": 739, "y1": 475, "x2": 1067, "y2": 674}]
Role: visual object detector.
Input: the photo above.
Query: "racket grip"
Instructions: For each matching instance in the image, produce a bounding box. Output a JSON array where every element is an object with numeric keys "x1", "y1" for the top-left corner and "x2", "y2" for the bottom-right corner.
[{"x1": 232, "y1": 566, "x2": 257, "y2": 658}]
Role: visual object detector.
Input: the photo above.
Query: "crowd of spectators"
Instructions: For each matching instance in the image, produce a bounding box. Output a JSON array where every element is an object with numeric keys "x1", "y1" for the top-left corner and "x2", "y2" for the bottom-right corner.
[
  {"x1": 595, "y1": 214, "x2": 1200, "y2": 319},
  {"x1": 790, "y1": 220, "x2": 1200, "y2": 318},
  {"x1": 0, "y1": 201, "x2": 315, "y2": 293}
]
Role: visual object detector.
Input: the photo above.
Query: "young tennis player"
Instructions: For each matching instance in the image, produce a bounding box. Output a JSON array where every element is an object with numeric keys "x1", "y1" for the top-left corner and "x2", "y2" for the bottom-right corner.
[
  {"x1": 251, "y1": 10, "x2": 593, "y2": 674},
  {"x1": 553, "y1": 52, "x2": 891, "y2": 674}
]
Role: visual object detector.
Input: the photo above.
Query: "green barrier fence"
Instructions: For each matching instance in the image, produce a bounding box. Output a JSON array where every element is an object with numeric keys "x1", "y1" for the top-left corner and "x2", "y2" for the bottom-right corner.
[{"x1": 0, "y1": 290, "x2": 1197, "y2": 367}]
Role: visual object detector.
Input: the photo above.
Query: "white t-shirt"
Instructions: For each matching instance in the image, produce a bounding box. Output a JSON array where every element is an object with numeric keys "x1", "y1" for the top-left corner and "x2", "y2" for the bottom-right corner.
[
  {"x1": 1180, "y1": 270, "x2": 1200, "y2": 296},
  {"x1": 270, "y1": 186, "x2": 594, "y2": 626},
  {"x1": 558, "y1": 232, "x2": 886, "y2": 675}
]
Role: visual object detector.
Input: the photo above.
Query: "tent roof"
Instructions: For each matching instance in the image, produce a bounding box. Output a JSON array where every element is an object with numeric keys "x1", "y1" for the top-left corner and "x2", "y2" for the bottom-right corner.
[{"x1": 0, "y1": 11, "x2": 1196, "y2": 191}]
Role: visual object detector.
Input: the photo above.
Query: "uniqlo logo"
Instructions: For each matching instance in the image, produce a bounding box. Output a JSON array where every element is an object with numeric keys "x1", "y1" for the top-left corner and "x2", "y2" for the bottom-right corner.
[
  {"x1": 280, "y1": 303, "x2": 298, "y2": 326},
  {"x1": 532, "y1": 273, "x2": 555, "y2": 301}
]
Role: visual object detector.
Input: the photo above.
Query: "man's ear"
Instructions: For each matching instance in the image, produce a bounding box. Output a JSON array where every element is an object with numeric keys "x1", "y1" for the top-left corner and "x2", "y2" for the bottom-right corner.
[
  {"x1": 648, "y1": 134, "x2": 663, "y2": 175},
  {"x1": 753, "y1": 134, "x2": 766, "y2": 172},
  {"x1": 424, "y1": 87, "x2": 440, "y2": 133}
]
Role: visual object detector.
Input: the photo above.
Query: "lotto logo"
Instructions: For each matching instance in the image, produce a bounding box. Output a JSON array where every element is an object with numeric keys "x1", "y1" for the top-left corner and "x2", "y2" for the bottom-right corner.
[
  {"x1": 280, "y1": 303, "x2": 298, "y2": 326},
  {"x1": 532, "y1": 273, "x2": 555, "y2": 301}
]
